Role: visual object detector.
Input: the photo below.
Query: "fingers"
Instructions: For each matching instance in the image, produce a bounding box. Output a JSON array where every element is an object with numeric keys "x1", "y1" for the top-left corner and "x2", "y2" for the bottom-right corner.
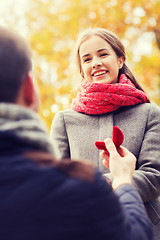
[
  {"x1": 101, "y1": 138, "x2": 134, "y2": 169},
  {"x1": 104, "y1": 138, "x2": 118, "y2": 157},
  {"x1": 117, "y1": 145, "x2": 129, "y2": 157},
  {"x1": 101, "y1": 138, "x2": 117, "y2": 169},
  {"x1": 119, "y1": 146, "x2": 136, "y2": 162},
  {"x1": 104, "y1": 138, "x2": 133, "y2": 159},
  {"x1": 100, "y1": 137, "x2": 137, "y2": 189},
  {"x1": 103, "y1": 159, "x2": 109, "y2": 168},
  {"x1": 100, "y1": 142, "x2": 110, "y2": 168},
  {"x1": 100, "y1": 150, "x2": 109, "y2": 159}
]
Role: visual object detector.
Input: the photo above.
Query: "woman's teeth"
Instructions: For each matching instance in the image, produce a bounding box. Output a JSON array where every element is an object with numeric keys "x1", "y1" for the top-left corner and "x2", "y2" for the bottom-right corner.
[{"x1": 93, "y1": 71, "x2": 106, "y2": 77}]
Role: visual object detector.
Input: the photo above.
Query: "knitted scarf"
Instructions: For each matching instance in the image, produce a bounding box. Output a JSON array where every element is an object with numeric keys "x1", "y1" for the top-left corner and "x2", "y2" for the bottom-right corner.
[{"x1": 71, "y1": 74, "x2": 149, "y2": 115}]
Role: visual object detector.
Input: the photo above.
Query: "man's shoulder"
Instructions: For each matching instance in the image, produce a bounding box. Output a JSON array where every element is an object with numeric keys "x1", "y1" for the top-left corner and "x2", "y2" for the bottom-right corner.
[{"x1": 23, "y1": 151, "x2": 96, "y2": 183}]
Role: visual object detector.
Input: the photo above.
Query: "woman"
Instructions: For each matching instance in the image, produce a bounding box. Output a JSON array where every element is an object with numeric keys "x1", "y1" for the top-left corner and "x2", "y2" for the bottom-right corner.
[{"x1": 50, "y1": 28, "x2": 160, "y2": 239}]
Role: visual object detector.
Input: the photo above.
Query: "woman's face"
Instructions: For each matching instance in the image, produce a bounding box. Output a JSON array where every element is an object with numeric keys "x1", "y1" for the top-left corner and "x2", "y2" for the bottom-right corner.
[{"x1": 79, "y1": 35, "x2": 124, "y2": 84}]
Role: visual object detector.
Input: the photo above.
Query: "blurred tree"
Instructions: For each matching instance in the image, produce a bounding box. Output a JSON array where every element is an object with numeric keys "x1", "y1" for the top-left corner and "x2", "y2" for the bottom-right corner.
[{"x1": 1, "y1": 0, "x2": 160, "y2": 129}]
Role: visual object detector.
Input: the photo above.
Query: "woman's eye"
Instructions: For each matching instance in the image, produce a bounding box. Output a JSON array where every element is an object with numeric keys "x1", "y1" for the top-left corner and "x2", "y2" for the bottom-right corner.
[
  {"x1": 84, "y1": 58, "x2": 91, "y2": 63},
  {"x1": 100, "y1": 53, "x2": 108, "y2": 57}
]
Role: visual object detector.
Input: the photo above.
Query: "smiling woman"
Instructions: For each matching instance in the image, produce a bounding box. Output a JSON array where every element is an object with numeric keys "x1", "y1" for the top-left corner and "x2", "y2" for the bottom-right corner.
[
  {"x1": 79, "y1": 35, "x2": 124, "y2": 84},
  {"x1": 50, "y1": 27, "x2": 160, "y2": 240}
]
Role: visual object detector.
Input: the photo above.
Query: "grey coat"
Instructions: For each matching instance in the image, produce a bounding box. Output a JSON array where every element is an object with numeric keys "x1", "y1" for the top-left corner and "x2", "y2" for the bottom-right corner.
[{"x1": 50, "y1": 103, "x2": 160, "y2": 240}]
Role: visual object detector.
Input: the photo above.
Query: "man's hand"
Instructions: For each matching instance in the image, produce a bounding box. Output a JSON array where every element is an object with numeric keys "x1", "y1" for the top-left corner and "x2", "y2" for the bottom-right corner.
[{"x1": 100, "y1": 138, "x2": 136, "y2": 190}]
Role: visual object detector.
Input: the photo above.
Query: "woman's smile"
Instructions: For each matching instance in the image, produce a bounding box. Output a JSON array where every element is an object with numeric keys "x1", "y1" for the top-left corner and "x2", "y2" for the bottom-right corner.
[{"x1": 79, "y1": 35, "x2": 124, "y2": 84}]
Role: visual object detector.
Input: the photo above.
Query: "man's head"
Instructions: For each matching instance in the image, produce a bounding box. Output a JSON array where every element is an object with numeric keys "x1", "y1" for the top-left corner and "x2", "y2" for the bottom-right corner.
[{"x1": 0, "y1": 26, "x2": 38, "y2": 110}]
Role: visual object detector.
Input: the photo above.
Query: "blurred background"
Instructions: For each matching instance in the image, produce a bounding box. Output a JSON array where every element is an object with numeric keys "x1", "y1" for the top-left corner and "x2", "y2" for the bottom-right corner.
[{"x1": 0, "y1": 0, "x2": 160, "y2": 129}]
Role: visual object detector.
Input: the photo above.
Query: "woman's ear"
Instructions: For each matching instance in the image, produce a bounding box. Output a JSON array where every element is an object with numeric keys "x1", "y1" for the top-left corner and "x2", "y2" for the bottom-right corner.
[{"x1": 118, "y1": 56, "x2": 124, "y2": 69}]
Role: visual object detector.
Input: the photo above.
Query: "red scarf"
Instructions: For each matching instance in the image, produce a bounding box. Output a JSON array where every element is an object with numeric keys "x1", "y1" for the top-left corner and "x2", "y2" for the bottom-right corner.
[{"x1": 70, "y1": 74, "x2": 149, "y2": 115}]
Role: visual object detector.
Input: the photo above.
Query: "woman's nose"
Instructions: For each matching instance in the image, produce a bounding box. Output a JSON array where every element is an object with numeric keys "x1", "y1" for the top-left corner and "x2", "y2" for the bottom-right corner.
[{"x1": 92, "y1": 57, "x2": 102, "y2": 68}]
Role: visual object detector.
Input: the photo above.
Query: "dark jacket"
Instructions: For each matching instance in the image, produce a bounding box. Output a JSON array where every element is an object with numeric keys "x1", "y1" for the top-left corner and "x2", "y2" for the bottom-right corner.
[{"x1": 0, "y1": 103, "x2": 152, "y2": 240}]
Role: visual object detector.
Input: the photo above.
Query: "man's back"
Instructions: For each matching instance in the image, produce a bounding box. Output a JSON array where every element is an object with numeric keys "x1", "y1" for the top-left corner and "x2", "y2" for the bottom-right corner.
[
  {"x1": 0, "y1": 150, "x2": 119, "y2": 240},
  {"x1": 0, "y1": 148, "x2": 151, "y2": 240}
]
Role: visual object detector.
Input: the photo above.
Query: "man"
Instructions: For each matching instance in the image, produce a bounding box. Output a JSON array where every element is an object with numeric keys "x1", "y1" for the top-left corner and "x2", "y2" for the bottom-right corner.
[{"x1": 0, "y1": 26, "x2": 152, "y2": 240}]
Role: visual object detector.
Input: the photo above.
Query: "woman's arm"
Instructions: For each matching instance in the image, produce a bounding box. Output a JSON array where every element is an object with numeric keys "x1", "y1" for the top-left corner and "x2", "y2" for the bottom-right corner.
[{"x1": 132, "y1": 103, "x2": 160, "y2": 202}]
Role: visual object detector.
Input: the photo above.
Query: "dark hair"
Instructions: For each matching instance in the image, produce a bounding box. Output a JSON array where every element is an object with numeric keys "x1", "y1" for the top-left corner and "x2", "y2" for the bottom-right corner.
[
  {"x1": 74, "y1": 28, "x2": 150, "y2": 99},
  {"x1": 0, "y1": 27, "x2": 32, "y2": 102}
]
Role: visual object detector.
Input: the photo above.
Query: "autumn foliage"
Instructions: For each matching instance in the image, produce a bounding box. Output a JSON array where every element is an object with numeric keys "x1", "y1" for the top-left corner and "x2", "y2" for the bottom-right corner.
[{"x1": 1, "y1": 0, "x2": 160, "y2": 129}]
